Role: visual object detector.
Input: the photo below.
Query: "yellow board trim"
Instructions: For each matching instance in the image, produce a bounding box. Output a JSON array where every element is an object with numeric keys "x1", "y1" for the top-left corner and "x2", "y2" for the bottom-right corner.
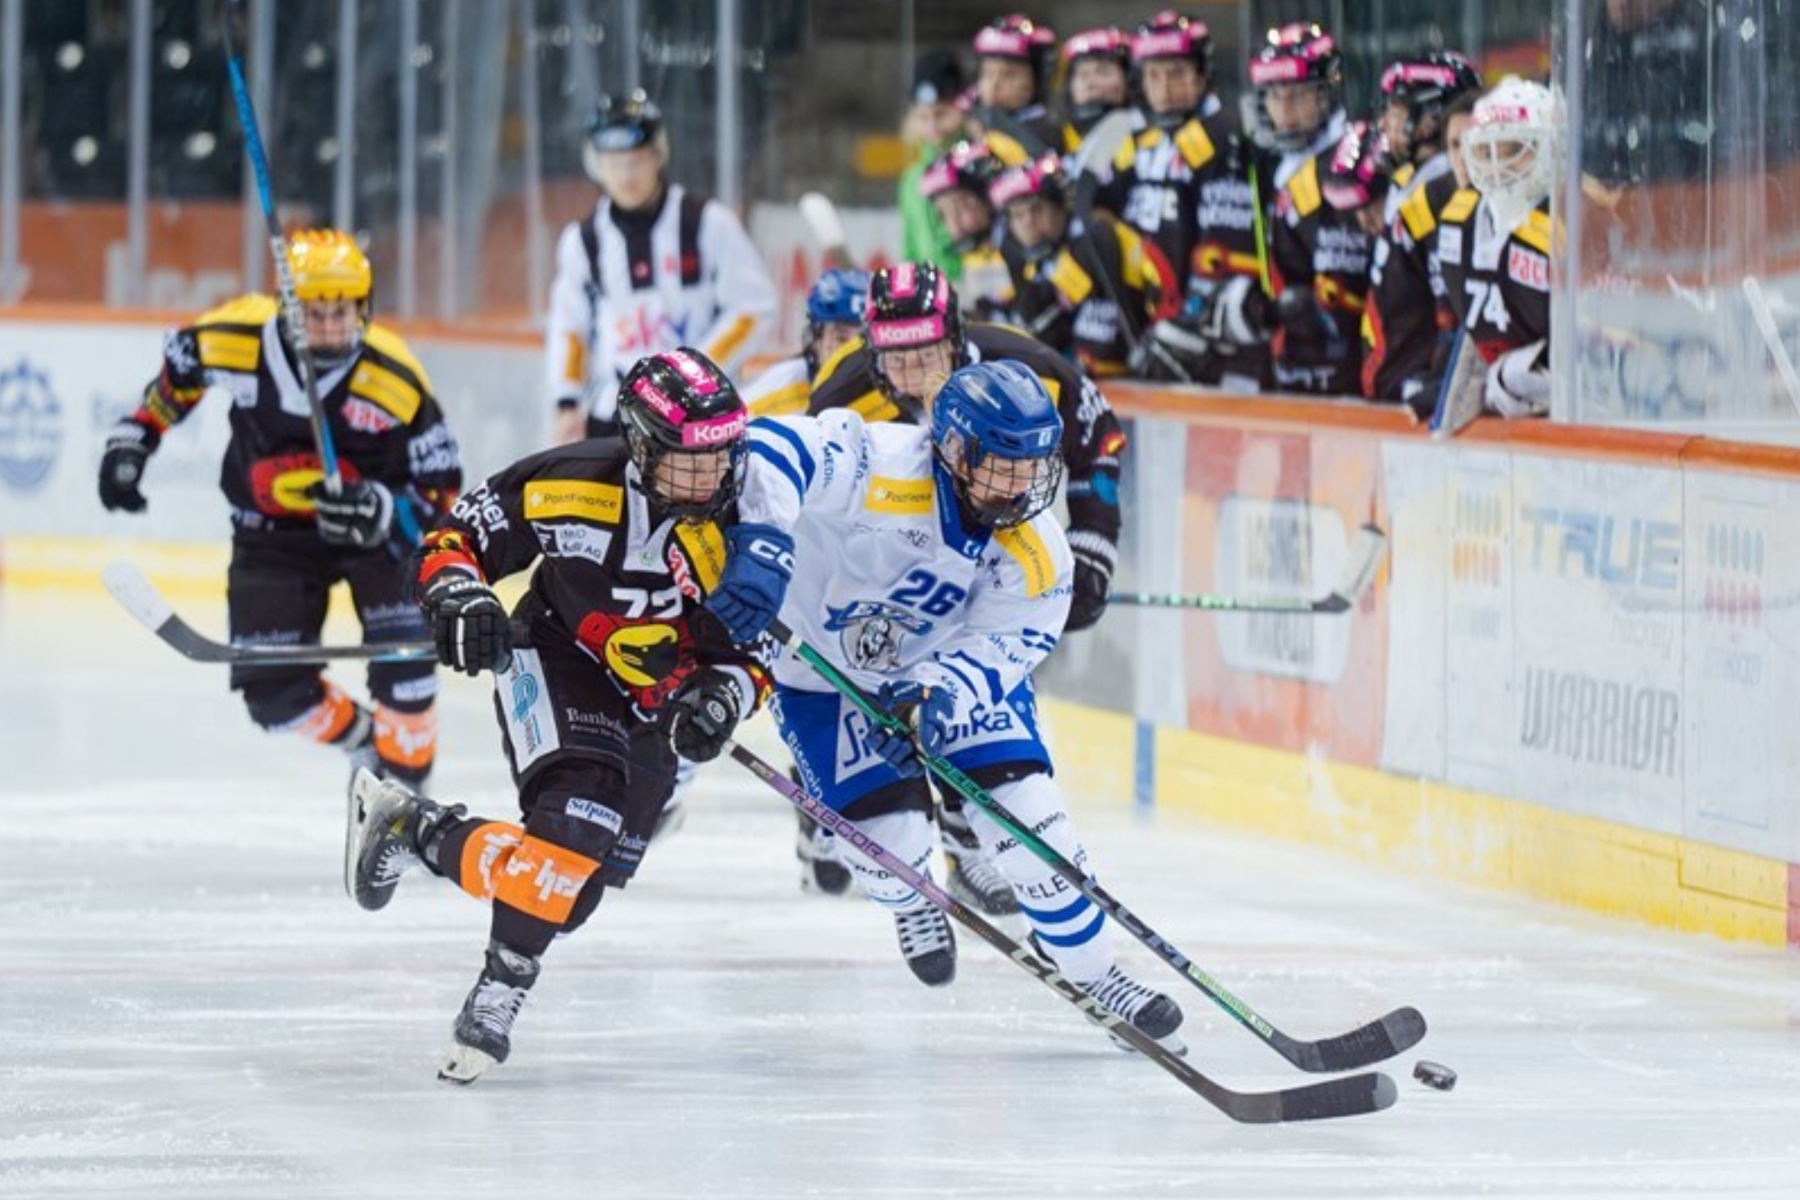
[
  {"x1": 865, "y1": 475, "x2": 934, "y2": 515},
  {"x1": 1037, "y1": 697, "x2": 1789, "y2": 948},
  {"x1": 349, "y1": 360, "x2": 424, "y2": 424},
  {"x1": 993, "y1": 523, "x2": 1055, "y2": 598},
  {"x1": 523, "y1": 479, "x2": 624, "y2": 524},
  {"x1": 197, "y1": 329, "x2": 261, "y2": 373}
]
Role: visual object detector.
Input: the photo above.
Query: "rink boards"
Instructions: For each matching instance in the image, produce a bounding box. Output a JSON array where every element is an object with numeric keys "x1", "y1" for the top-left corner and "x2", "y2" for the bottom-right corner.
[{"x1": 2, "y1": 312, "x2": 1796, "y2": 950}]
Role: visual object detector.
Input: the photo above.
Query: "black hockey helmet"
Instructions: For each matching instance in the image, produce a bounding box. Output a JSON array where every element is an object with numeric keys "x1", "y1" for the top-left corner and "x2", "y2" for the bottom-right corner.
[
  {"x1": 864, "y1": 263, "x2": 969, "y2": 404},
  {"x1": 617, "y1": 348, "x2": 748, "y2": 521},
  {"x1": 584, "y1": 89, "x2": 667, "y2": 182},
  {"x1": 1378, "y1": 51, "x2": 1483, "y2": 160}
]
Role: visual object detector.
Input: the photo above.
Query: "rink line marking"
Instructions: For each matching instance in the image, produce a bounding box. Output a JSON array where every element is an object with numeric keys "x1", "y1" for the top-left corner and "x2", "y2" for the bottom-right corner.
[{"x1": 1044, "y1": 698, "x2": 1793, "y2": 950}]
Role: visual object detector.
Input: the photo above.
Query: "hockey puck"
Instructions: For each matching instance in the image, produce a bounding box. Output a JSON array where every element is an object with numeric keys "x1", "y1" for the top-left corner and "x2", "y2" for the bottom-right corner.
[{"x1": 1412, "y1": 1060, "x2": 1457, "y2": 1091}]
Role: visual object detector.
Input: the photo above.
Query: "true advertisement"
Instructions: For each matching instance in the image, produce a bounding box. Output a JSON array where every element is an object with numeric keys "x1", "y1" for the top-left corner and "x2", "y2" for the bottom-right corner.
[{"x1": 1508, "y1": 457, "x2": 1685, "y2": 832}]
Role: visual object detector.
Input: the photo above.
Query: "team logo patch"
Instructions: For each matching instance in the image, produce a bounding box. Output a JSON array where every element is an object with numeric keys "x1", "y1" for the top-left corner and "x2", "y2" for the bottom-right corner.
[
  {"x1": 249, "y1": 453, "x2": 361, "y2": 515},
  {"x1": 824, "y1": 600, "x2": 932, "y2": 672},
  {"x1": 576, "y1": 613, "x2": 699, "y2": 710},
  {"x1": 343, "y1": 396, "x2": 401, "y2": 434}
]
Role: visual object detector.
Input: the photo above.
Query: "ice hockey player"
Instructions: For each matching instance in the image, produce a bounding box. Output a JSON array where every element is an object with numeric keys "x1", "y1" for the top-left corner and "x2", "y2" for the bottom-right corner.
[
  {"x1": 1056, "y1": 26, "x2": 1134, "y2": 153},
  {"x1": 1437, "y1": 78, "x2": 1558, "y2": 419},
  {"x1": 969, "y1": 14, "x2": 1062, "y2": 163},
  {"x1": 918, "y1": 138, "x2": 1019, "y2": 321},
  {"x1": 1113, "y1": 11, "x2": 1269, "y2": 390},
  {"x1": 97, "y1": 229, "x2": 459, "y2": 790},
  {"x1": 546, "y1": 90, "x2": 775, "y2": 444},
  {"x1": 987, "y1": 152, "x2": 1175, "y2": 376},
  {"x1": 346, "y1": 348, "x2": 776, "y2": 1083},
  {"x1": 1256, "y1": 23, "x2": 1369, "y2": 395},
  {"x1": 806, "y1": 262, "x2": 1125, "y2": 914},
  {"x1": 711, "y1": 359, "x2": 1183, "y2": 1052},
  {"x1": 742, "y1": 268, "x2": 871, "y2": 418},
  {"x1": 1356, "y1": 52, "x2": 1484, "y2": 409}
]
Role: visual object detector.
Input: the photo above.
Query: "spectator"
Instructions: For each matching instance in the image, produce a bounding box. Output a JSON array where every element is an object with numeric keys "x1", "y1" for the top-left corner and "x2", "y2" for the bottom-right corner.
[{"x1": 899, "y1": 50, "x2": 972, "y2": 278}]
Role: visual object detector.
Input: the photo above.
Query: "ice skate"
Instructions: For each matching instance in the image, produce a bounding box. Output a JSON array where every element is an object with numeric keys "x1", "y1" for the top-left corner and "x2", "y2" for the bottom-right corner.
[
  {"x1": 938, "y1": 801, "x2": 1017, "y2": 916},
  {"x1": 1080, "y1": 964, "x2": 1186, "y2": 1055},
  {"x1": 439, "y1": 943, "x2": 541, "y2": 1085},
  {"x1": 795, "y1": 808, "x2": 853, "y2": 896},
  {"x1": 893, "y1": 905, "x2": 956, "y2": 987},
  {"x1": 344, "y1": 768, "x2": 456, "y2": 912}
]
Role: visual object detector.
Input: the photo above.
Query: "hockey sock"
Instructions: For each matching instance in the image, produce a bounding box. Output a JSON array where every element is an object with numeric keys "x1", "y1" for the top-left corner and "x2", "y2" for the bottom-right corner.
[
  {"x1": 429, "y1": 819, "x2": 601, "y2": 958},
  {"x1": 836, "y1": 810, "x2": 936, "y2": 913},
  {"x1": 280, "y1": 680, "x2": 370, "y2": 748},
  {"x1": 374, "y1": 703, "x2": 437, "y2": 784},
  {"x1": 970, "y1": 773, "x2": 1113, "y2": 982}
]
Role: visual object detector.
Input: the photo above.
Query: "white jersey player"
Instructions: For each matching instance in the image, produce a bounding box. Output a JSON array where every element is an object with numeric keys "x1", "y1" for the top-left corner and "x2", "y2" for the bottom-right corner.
[
  {"x1": 546, "y1": 89, "x2": 776, "y2": 444},
  {"x1": 741, "y1": 267, "x2": 869, "y2": 418},
  {"x1": 705, "y1": 359, "x2": 1184, "y2": 1047}
]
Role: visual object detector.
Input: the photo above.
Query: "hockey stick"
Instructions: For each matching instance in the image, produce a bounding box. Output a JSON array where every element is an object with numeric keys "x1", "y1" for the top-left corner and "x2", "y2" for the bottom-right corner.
[
  {"x1": 798, "y1": 193, "x2": 858, "y2": 271},
  {"x1": 222, "y1": 0, "x2": 341, "y2": 494},
  {"x1": 1111, "y1": 523, "x2": 1386, "y2": 614},
  {"x1": 103, "y1": 561, "x2": 435, "y2": 665},
  {"x1": 768, "y1": 616, "x2": 1425, "y2": 1074},
  {"x1": 1740, "y1": 276, "x2": 1800, "y2": 418},
  {"x1": 727, "y1": 741, "x2": 1396, "y2": 1123},
  {"x1": 1067, "y1": 110, "x2": 1150, "y2": 356},
  {"x1": 1428, "y1": 324, "x2": 1485, "y2": 439}
]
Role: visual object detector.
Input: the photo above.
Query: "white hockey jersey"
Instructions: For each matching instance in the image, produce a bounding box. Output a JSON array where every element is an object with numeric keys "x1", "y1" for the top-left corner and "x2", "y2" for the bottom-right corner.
[
  {"x1": 545, "y1": 184, "x2": 776, "y2": 424},
  {"x1": 739, "y1": 410, "x2": 1075, "y2": 698}
]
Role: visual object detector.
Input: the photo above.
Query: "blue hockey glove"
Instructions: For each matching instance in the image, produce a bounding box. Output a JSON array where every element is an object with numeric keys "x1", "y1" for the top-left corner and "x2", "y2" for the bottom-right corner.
[
  {"x1": 866, "y1": 679, "x2": 958, "y2": 776},
  {"x1": 705, "y1": 523, "x2": 795, "y2": 643}
]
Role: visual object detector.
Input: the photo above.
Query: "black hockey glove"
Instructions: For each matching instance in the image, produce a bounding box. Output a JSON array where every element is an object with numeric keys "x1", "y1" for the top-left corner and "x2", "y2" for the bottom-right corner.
[
  {"x1": 98, "y1": 420, "x2": 159, "y2": 513},
  {"x1": 666, "y1": 669, "x2": 742, "y2": 763},
  {"x1": 422, "y1": 572, "x2": 512, "y2": 676},
  {"x1": 307, "y1": 478, "x2": 395, "y2": 549},
  {"x1": 1065, "y1": 531, "x2": 1117, "y2": 632}
]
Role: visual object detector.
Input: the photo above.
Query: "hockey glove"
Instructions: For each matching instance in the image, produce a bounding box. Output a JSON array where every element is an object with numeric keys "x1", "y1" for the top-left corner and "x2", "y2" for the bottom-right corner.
[
  {"x1": 665, "y1": 669, "x2": 743, "y2": 763},
  {"x1": 98, "y1": 420, "x2": 159, "y2": 513},
  {"x1": 1066, "y1": 531, "x2": 1117, "y2": 632},
  {"x1": 705, "y1": 523, "x2": 795, "y2": 644},
  {"x1": 307, "y1": 478, "x2": 395, "y2": 549},
  {"x1": 1484, "y1": 340, "x2": 1551, "y2": 419},
  {"x1": 867, "y1": 679, "x2": 957, "y2": 777},
  {"x1": 422, "y1": 572, "x2": 512, "y2": 676}
]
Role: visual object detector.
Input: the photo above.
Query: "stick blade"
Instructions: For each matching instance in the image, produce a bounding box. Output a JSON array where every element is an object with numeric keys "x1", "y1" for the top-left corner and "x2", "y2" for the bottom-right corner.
[
  {"x1": 1277, "y1": 1072, "x2": 1399, "y2": 1124},
  {"x1": 1277, "y1": 1006, "x2": 1429, "y2": 1072},
  {"x1": 1323, "y1": 523, "x2": 1387, "y2": 611},
  {"x1": 102, "y1": 560, "x2": 177, "y2": 638},
  {"x1": 798, "y1": 192, "x2": 854, "y2": 268}
]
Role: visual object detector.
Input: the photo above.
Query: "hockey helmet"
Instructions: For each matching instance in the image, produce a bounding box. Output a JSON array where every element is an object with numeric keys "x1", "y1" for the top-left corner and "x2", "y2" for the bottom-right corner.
[
  {"x1": 930, "y1": 360, "x2": 1065, "y2": 529},
  {"x1": 617, "y1": 348, "x2": 749, "y2": 521}
]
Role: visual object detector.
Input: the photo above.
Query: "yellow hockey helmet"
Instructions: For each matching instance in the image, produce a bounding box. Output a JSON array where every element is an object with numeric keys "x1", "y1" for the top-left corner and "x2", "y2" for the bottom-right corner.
[{"x1": 285, "y1": 230, "x2": 372, "y2": 303}]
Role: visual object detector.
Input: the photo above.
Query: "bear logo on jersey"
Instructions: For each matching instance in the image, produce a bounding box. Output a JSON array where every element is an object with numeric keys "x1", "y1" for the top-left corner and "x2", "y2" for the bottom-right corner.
[
  {"x1": 577, "y1": 612, "x2": 700, "y2": 710},
  {"x1": 825, "y1": 600, "x2": 932, "y2": 672}
]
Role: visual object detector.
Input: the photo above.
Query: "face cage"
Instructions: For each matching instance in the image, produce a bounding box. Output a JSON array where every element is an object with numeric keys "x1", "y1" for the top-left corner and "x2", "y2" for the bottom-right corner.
[
  {"x1": 292, "y1": 297, "x2": 371, "y2": 370},
  {"x1": 871, "y1": 333, "x2": 966, "y2": 406},
  {"x1": 628, "y1": 430, "x2": 745, "y2": 522},
  {"x1": 940, "y1": 432, "x2": 1066, "y2": 530},
  {"x1": 1464, "y1": 126, "x2": 1554, "y2": 233},
  {"x1": 1255, "y1": 80, "x2": 1336, "y2": 152}
]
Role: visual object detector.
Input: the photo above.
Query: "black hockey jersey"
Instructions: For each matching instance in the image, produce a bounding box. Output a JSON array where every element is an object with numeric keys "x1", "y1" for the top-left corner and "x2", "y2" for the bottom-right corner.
[
  {"x1": 419, "y1": 439, "x2": 770, "y2": 715},
  {"x1": 1362, "y1": 163, "x2": 1457, "y2": 403},
  {"x1": 131, "y1": 294, "x2": 461, "y2": 539},
  {"x1": 1006, "y1": 214, "x2": 1174, "y2": 376},
  {"x1": 1269, "y1": 154, "x2": 1373, "y2": 395},
  {"x1": 1435, "y1": 190, "x2": 1553, "y2": 365}
]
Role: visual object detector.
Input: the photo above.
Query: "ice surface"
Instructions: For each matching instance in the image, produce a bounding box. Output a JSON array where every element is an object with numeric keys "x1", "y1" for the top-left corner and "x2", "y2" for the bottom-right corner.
[{"x1": 3, "y1": 587, "x2": 1798, "y2": 1199}]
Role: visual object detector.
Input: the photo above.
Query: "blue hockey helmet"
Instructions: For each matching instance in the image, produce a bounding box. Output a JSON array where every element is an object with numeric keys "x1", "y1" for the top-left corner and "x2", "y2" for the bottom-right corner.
[
  {"x1": 803, "y1": 268, "x2": 872, "y2": 376},
  {"x1": 930, "y1": 360, "x2": 1064, "y2": 529}
]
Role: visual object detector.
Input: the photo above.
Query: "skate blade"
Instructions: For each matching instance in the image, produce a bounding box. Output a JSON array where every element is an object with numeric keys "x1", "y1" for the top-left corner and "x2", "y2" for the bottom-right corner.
[
  {"x1": 437, "y1": 1043, "x2": 499, "y2": 1085},
  {"x1": 343, "y1": 768, "x2": 382, "y2": 902},
  {"x1": 1107, "y1": 1028, "x2": 1188, "y2": 1058}
]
